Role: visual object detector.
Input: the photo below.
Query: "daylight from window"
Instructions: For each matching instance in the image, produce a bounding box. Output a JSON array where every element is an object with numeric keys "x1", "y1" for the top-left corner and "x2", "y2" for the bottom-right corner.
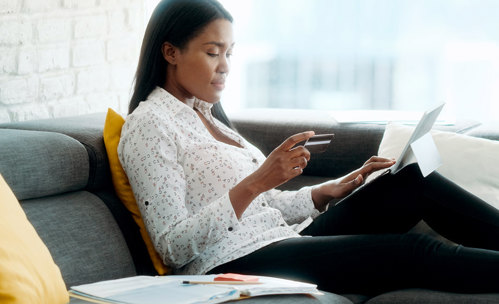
[
  {"x1": 146, "y1": 0, "x2": 499, "y2": 123},
  {"x1": 218, "y1": 0, "x2": 499, "y2": 123}
]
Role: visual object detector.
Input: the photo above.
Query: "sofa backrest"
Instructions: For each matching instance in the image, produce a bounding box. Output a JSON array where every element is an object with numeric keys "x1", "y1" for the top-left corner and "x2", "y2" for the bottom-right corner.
[
  {"x1": 0, "y1": 127, "x2": 138, "y2": 287},
  {"x1": 231, "y1": 110, "x2": 391, "y2": 183},
  {"x1": 0, "y1": 129, "x2": 89, "y2": 200},
  {"x1": 0, "y1": 114, "x2": 111, "y2": 191},
  {"x1": 230, "y1": 108, "x2": 499, "y2": 191}
]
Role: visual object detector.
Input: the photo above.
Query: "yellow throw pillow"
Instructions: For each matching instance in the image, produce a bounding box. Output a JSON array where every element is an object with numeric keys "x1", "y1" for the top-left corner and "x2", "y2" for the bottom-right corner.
[
  {"x1": 0, "y1": 174, "x2": 69, "y2": 304},
  {"x1": 103, "y1": 108, "x2": 170, "y2": 275}
]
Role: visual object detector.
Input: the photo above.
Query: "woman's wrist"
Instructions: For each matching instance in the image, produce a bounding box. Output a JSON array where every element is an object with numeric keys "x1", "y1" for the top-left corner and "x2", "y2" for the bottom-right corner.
[
  {"x1": 229, "y1": 174, "x2": 265, "y2": 218},
  {"x1": 311, "y1": 183, "x2": 333, "y2": 212}
]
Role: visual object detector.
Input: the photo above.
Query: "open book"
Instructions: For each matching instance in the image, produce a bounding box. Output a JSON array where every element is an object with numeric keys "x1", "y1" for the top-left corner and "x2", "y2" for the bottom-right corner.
[{"x1": 69, "y1": 274, "x2": 320, "y2": 304}]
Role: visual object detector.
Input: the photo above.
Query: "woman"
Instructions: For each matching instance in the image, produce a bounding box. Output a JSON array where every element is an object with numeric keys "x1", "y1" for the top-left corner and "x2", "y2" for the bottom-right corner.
[{"x1": 118, "y1": 0, "x2": 499, "y2": 295}]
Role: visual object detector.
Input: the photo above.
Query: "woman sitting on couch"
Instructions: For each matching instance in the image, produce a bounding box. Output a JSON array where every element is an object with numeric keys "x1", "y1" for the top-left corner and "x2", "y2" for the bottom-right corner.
[{"x1": 118, "y1": 0, "x2": 499, "y2": 295}]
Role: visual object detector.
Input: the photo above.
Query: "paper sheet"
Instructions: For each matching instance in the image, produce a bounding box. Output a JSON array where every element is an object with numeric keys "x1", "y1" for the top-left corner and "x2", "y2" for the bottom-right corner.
[{"x1": 410, "y1": 133, "x2": 442, "y2": 177}]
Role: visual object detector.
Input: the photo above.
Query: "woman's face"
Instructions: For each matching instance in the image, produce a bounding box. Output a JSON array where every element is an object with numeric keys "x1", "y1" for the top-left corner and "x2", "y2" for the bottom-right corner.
[{"x1": 164, "y1": 18, "x2": 234, "y2": 103}]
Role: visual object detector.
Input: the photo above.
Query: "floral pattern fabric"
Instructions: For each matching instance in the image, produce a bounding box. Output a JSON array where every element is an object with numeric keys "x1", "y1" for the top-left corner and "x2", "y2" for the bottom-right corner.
[{"x1": 118, "y1": 87, "x2": 321, "y2": 275}]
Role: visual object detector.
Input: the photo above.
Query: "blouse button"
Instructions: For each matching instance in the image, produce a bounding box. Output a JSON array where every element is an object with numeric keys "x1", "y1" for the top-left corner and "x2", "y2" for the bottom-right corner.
[
  {"x1": 261, "y1": 203, "x2": 266, "y2": 207},
  {"x1": 280, "y1": 223, "x2": 285, "y2": 227},
  {"x1": 252, "y1": 158, "x2": 258, "y2": 163},
  {"x1": 144, "y1": 201, "x2": 150, "y2": 206},
  {"x1": 228, "y1": 227, "x2": 233, "y2": 232}
]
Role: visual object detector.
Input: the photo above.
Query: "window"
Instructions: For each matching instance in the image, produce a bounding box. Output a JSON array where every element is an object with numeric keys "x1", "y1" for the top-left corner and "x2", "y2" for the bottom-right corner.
[{"x1": 220, "y1": 0, "x2": 499, "y2": 123}]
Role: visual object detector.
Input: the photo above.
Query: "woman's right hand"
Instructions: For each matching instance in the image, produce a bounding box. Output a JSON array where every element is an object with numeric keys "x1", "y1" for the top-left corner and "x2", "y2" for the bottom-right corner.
[
  {"x1": 229, "y1": 131, "x2": 315, "y2": 218},
  {"x1": 248, "y1": 131, "x2": 315, "y2": 193}
]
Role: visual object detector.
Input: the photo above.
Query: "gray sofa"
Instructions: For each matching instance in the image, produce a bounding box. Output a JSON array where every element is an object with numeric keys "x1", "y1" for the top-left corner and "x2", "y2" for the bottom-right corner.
[{"x1": 1, "y1": 108, "x2": 498, "y2": 303}]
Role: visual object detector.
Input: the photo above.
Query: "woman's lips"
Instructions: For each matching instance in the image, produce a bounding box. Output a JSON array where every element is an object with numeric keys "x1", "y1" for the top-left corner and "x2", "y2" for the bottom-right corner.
[{"x1": 211, "y1": 81, "x2": 225, "y2": 90}]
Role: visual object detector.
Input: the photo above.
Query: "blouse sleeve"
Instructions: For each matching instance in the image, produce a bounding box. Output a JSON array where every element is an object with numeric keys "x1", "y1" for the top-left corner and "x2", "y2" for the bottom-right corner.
[
  {"x1": 263, "y1": 187, "x2": 322, "y2": 225},
  {"x1": 118, "y1": 114, "x2": 240, "y2": 268}
]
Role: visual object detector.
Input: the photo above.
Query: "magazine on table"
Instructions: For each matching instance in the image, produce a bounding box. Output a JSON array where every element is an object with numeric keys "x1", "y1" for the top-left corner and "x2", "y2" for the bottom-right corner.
[{"x1": 68, "y1": 274, "x2": 320, "y2": 304}]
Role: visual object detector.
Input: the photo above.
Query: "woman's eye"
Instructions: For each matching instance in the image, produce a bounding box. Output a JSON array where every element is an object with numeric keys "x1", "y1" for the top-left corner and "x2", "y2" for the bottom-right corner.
[{"x1": 207, "y1": 53, "x2": 219, "y2": 57}]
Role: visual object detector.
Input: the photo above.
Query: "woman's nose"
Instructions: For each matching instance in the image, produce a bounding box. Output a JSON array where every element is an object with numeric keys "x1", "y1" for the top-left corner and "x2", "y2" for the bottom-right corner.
[{"x1": 218, "y1": 56, "x2": 230, "y2": 74}]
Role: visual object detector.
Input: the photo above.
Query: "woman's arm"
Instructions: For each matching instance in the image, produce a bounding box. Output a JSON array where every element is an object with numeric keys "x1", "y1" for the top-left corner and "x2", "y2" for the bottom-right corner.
[
  {"x1": 228, "y1": 131, "x2": 315, "y2": 218},
  {"x1": 119, "y1": 114, "x2": 240, "y2": 268},
  {"x1": 311, "y1": 156, "x2": 396, "y2": 210}
]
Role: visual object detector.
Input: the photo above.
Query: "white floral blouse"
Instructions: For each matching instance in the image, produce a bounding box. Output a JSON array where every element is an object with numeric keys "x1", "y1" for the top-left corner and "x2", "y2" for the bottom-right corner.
[{"x1": 118, "y1": 87, "x2": 321, "y2": 275}]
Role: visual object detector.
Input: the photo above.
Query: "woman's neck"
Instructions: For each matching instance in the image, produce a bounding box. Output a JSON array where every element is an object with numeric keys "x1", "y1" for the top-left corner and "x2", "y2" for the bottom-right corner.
[{"x1": 194, "y1": 108, "x2": 242, "y2": 148}]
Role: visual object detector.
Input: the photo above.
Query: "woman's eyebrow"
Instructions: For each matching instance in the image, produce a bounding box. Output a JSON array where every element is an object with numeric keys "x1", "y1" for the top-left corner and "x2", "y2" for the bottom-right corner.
[{"x1": 203, "y1": 41, "x2": 235, "y2": 48}]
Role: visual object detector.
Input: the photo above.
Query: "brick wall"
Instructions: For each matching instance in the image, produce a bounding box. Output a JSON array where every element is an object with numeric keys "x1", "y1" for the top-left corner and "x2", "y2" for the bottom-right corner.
[{"x1": 0, "y1": 0, "x2": 145, "y2": 122}]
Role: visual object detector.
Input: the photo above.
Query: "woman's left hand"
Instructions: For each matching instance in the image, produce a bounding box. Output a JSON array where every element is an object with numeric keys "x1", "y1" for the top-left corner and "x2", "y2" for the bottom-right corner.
[{"x1": 311, "y1": 156, "x2": 395, "y2": 211}]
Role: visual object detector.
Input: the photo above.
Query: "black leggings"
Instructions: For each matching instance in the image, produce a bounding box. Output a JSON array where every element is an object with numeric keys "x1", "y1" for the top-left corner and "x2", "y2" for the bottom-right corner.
[{"x1": 209, "y1": 164, "x2": 499, "y2": 295}]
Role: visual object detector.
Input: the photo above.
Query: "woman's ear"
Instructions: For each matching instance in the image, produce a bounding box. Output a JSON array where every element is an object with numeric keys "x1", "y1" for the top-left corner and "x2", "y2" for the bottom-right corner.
[{"x1": 161, "y1": 42, "x2": 178, "y2": 65}]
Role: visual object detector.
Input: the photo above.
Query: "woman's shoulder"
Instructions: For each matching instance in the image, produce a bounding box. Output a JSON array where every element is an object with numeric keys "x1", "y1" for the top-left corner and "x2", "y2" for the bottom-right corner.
[
  {"x1": 130, "y1": 99, "x2": 168, "y2": 119},
  {"x1": 124, "y1": 97, "x2": 176, "y2": 127},
  {"x1": 120, "y1": 102, "x2": 170, "y2": 142},
  {"x1": 127, "y1": 87, "x2": 192, "y2": 124},
  {"x1": 122, "y1": 103, "x2": 159, "y2": 131}
]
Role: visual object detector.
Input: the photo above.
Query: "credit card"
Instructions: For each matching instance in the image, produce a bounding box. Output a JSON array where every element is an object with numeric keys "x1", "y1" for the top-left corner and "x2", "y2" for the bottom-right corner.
[{"x1": 303, "y1": 133, "x2": 334, "y2": 153}]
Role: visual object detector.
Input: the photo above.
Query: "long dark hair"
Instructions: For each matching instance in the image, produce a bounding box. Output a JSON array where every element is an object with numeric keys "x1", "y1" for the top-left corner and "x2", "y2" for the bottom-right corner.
[{"x1": 129, "y1": 0, "x2": 234, "y2": 128}]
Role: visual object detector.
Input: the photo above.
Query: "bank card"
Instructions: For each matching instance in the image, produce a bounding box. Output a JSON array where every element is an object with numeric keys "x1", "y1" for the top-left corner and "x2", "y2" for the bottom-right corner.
[{"x1": 303, "y1": 133, "x2": 334, "y2": 153}]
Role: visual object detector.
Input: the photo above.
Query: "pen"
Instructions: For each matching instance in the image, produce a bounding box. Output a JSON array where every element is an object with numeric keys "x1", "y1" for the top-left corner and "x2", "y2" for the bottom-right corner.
[{"x1": 182, "y1": 280, "x2": 263, "y2": 285}]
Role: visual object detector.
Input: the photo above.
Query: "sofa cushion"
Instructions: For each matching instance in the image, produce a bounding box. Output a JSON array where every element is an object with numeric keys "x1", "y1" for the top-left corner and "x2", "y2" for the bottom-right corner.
[
  {"x1": 376, "y1": 123, "x2": 499, "y2": 210},
  {"x1": 103, "y1": 108, "x2": 170, "y2": 275},
  {"x1": 0, "y1": 113, "x2": 110, "y2": 191},
  {"x1": 21, "y1": 191, "x2": 137, "y2": 287},
  {"x1": 0, "y1": 129, "x2": 89, "y2": 200},
  {"x1": 0, "y1": 174, "x2": 69, "y2": 304},
  {"x1": 467, "y1": 123, "x2": 499, "y2": 141},
  {"x1": 366, "y1": 288, "x2": 499, "y2": 303}
]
